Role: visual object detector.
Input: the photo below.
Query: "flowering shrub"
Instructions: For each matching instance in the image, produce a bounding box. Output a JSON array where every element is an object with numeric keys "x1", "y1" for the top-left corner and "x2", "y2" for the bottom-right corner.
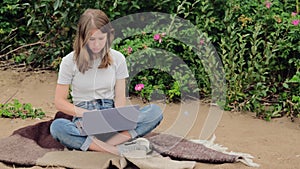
[
  {"x1": 113, "y1": 0, "x2": 299, "y2": 120},
  {"x1": 217, "y1": 0, "x2": 300, "y2": 120},
  {"x1": 114, "y1": 30, "x2": 199, "y2": 103}
]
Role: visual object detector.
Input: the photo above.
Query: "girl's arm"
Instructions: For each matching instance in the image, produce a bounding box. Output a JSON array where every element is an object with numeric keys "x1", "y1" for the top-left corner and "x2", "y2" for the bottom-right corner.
[
  {"x1": 54, "y1": 84, "x2": 87, "y2": 117},
  {"x1": 114, "y1": 78, "x2": 127, "y2": 108}
]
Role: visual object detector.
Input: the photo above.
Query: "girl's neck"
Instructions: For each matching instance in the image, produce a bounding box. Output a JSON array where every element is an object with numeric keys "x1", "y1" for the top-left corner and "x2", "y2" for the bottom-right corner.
[{"x1": 91, "y1": 53, "x2": 101, "y2": 60}]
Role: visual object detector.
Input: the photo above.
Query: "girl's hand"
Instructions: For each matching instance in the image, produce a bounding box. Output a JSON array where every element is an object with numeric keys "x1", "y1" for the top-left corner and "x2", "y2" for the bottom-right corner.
[{"x1": 74, "y1": 106, "x2": 89, "y2": 117}]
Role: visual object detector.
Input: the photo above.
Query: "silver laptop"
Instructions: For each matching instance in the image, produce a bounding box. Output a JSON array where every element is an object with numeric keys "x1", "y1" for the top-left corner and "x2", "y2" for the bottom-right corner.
[{"x1": 81, "y1": 105, "x2": 140, "y2": 136}]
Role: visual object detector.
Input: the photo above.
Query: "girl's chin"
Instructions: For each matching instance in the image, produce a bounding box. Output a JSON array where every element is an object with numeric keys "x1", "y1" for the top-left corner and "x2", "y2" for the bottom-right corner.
[{"x1": 92, "y1": 50, "x2": 101, "y2": 54}]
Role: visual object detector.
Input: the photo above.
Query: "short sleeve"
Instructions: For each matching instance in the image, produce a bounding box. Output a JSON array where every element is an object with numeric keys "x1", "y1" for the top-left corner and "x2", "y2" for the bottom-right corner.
[
  {"x1": 57, "y1": 52, "x2": 75, "y2": 84},
  {"x1": 116, "y1": 57, "x2": 129, "y2": 79},
  {"x1": 111, "y1": 49, "x2": 129, "y2": 79}
]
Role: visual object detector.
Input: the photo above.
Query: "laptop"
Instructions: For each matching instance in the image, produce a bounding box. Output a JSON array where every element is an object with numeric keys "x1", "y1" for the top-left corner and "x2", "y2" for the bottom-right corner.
[{"x1": 80, "y1": 105, "x2": 140, "y2": 136}]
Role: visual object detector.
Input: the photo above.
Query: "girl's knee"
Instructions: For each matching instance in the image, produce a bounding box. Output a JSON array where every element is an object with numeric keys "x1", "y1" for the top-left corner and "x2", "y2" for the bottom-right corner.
[
  {"x1": 141, "y1": 104, "x2": 163, "y2": 123},
  {"x1": 150, "y1": 104, "x2": 163, "y2": 120},
  {"x1": 50, "y1": 118, "x2": 70, "y2": 138}
]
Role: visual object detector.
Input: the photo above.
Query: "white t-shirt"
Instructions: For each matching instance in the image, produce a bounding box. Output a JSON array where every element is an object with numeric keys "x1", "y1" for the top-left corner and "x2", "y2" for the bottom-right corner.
[{"x1": 57, "y1": 49, "x2": 129, "y2": 104}]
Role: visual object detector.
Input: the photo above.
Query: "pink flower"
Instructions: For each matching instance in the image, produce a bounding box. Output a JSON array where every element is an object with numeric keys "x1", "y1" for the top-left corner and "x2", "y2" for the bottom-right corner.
[
  {"x1": 127, "y1": 46, "x2": 133, "y2": 54},
  {"x1": 291, "y1": 19, "x2": 300, "y2": 26},
  {"x1": 154, "y1": 33, "x2": 165, "y2": 43},
  {"x1": 153, "y1": 34, "x2": 161, "y2": 41},
  {"x1": 291, "y1": 12, "x2": 297, "y2": 17},
  {"x1": 265, "y1": 1, "x2": 271, "y2": 9},
  {"x1": 159, "y1": 38, "x2": 162, "y2": 43},
  {"x1": 199, "y1": 39, "x2": 205, "y2": 45},
  {"x1": 135, "y1": 84, "x2": 144, "y2": 91}
]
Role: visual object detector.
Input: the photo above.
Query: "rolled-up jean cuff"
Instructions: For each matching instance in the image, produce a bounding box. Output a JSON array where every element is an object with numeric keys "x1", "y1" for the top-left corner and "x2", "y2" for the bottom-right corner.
[
  {"x1": 128, "y1": 130, "x2": 138, "y2": 139},
  {"x1": 80, "y1": 136, "x2": 93, "y2": 151}
]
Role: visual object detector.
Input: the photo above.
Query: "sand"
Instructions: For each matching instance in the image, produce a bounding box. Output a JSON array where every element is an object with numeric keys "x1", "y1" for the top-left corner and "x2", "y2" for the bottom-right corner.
[{"x1": 0, "y1": 69, "x2": 299, "y2": 169}]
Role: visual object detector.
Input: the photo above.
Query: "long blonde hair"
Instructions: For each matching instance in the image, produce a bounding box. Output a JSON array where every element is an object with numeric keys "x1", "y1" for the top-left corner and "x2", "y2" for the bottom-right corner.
[{"x1": 73, "y1": 9, "x2": 114, "y2": 73}]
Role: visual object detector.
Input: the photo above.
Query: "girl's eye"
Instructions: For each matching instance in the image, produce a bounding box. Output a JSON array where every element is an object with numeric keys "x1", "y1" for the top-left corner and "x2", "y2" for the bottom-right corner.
[{"x1": 89, "y1": 38, "x2": 95, "y2": 41}]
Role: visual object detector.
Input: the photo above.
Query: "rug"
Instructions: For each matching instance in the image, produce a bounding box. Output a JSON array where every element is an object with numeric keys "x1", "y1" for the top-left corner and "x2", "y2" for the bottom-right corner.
[{"x1": 0, "y1": 111, "x2": 259, "y2": 168}]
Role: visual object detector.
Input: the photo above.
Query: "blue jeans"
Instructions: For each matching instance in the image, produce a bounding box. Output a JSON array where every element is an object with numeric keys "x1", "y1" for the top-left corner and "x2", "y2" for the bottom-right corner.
[{"x1": 50, "y1": 99, "x2": 163, "y2": 151}]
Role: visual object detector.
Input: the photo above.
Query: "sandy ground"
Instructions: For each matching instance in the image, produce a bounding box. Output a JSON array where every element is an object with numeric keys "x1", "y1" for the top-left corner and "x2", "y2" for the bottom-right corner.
[{"x1": 0, "y1": 69, "x2": 300, "y2": 169}]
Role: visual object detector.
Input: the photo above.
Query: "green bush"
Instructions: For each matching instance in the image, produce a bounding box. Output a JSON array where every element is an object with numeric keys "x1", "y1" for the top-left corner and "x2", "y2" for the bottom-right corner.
[
  {"x1": 113, "y1": 31, "x2": 205, "y2": 103},
  {"x1": 0, "y1": 99, "x2": 45, "y2": 119},
  {"x1": 0, "y1": 0, "x2": 299, "y2": 120},
  {"x1": 217, "y1": 0, "x2": 299, "y2": 120}
]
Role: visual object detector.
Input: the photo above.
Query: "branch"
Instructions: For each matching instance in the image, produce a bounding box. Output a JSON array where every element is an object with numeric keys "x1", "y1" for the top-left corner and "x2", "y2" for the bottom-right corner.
[
  {"x1": 0, "y1": 44, "x2": 12, "y2": 53},
  {"x1": 0, "y1": 41, "x2": 46, "y2": 59},
  {"x1": 287, "y1": 99, "x2": 295, "y2": 106}
]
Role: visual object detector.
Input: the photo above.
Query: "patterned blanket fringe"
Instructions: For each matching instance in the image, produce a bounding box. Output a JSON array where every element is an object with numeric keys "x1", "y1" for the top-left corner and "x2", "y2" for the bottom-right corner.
[{"x1": 190, "y1": 135, "x2": 260, "y2": 167}]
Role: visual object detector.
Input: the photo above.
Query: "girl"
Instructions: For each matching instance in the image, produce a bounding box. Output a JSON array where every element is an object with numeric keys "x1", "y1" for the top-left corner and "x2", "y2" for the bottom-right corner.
[{"x1": 50, "y1": 9, "x2": 163, "y2": 155}]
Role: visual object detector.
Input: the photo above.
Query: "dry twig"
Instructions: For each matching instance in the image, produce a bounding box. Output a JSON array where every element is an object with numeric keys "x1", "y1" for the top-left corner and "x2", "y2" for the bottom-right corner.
[{"x1": 0, "y1": 41, "x2": 45, "y2": 59}]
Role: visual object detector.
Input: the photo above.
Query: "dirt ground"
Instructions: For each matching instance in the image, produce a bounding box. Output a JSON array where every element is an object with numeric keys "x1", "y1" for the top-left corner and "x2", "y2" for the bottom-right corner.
[{"x1": 0, "y1": 69, "x2": 299, "y2": 169}]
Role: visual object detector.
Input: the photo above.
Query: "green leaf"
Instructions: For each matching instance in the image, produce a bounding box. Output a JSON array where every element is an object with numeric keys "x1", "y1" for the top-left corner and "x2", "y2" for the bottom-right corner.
[
  {"x1": 53, "y1": 0, "x2": 62, "y2": 10},
  {"x1": 282, "y1": 83, "x2": 289, "y2": 89}
]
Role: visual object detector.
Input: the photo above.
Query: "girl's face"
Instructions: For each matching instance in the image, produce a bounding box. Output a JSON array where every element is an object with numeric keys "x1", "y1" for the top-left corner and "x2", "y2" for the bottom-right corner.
[{"x1": 87, "y1": 29, "x2": 107, "y2": 55}]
